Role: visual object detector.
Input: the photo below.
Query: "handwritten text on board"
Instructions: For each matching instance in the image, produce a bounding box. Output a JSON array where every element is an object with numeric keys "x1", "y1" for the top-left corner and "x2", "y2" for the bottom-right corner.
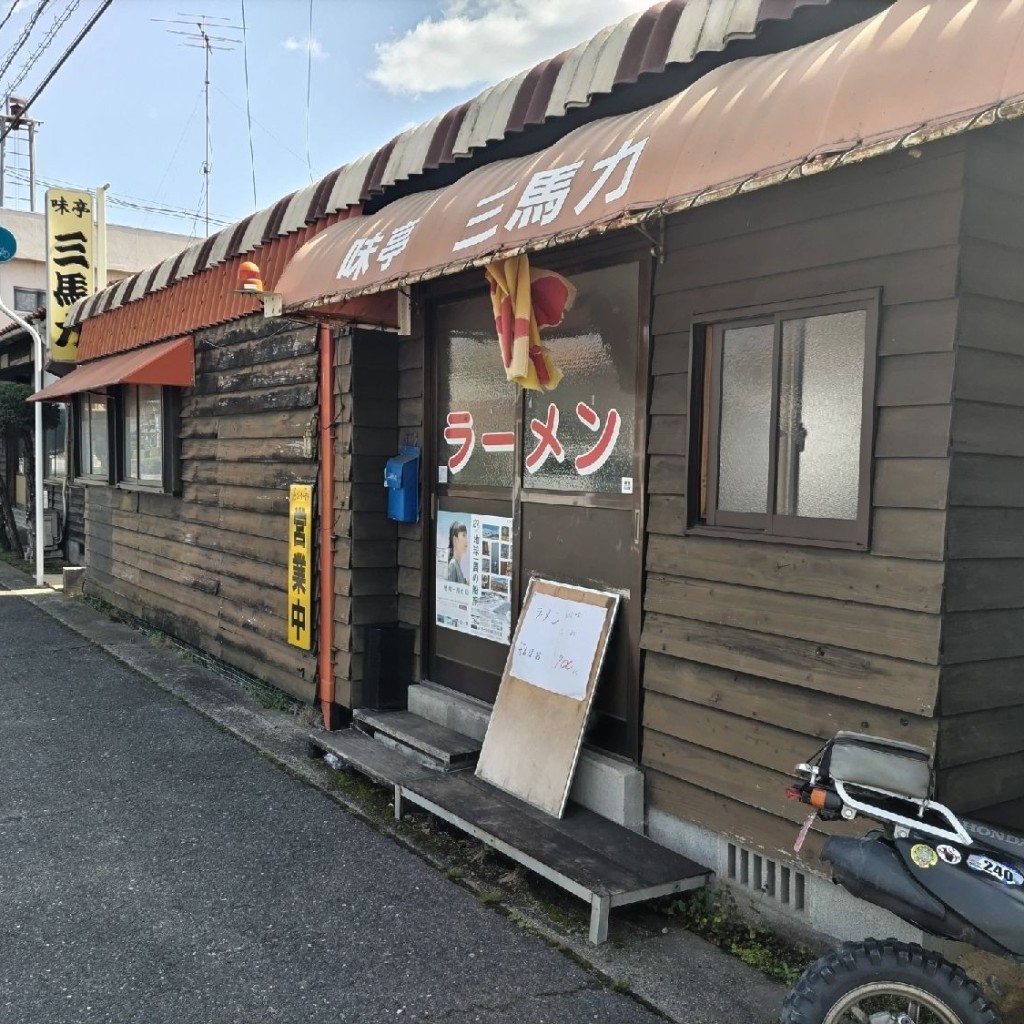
[{"x1": 510, "y1": 592, "x2": 608, "y2": 700}]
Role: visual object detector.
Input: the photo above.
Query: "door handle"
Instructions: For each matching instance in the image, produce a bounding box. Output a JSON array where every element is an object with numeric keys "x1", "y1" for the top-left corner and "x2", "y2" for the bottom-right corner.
[{"x1": 634, "y1": 508, "x2": 641, "y2": 545}]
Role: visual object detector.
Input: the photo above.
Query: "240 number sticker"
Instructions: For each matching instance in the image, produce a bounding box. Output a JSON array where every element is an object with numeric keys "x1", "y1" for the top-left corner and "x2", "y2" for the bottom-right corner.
[{"x1": 967, "y1": 854, "x2": 1024, "y2": 886}]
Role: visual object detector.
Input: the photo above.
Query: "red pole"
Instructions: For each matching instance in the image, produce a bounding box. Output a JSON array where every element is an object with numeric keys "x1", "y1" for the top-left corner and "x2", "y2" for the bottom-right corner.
[{"x1": 317, "y1": 323, "x2": 336, "y2": 729}]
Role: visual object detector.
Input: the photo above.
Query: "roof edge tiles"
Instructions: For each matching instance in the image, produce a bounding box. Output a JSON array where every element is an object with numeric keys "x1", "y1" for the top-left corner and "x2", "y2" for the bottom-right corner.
[{"x1": 68, "y1": 0, "x2": 862, "y2": 331}]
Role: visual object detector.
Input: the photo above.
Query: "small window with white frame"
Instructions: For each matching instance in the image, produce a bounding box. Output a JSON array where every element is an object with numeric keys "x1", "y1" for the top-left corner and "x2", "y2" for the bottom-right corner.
[
  {"x1": 76, "y1": 392, "x2": 110, "y2": 480},
  {"x1": 122, "y1": 384, "x2": 164, "y2": 484}
]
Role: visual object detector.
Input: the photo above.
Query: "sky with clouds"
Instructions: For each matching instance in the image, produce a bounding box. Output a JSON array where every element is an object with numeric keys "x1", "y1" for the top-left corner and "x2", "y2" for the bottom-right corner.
[{"x1": 0, "y1": 0, "x2": 657, "y2": 241}]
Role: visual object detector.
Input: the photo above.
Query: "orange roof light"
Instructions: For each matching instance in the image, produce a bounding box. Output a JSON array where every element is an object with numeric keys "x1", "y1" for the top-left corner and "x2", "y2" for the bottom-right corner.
[{"x1": 237, "y1": 260, "x2": 264, "y2": 293}]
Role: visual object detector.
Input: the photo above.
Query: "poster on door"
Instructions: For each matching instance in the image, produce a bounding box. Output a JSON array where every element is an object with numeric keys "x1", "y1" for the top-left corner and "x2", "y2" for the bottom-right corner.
[{"x1": 436, "y1": 510, "x2": 513, "y2": 644}]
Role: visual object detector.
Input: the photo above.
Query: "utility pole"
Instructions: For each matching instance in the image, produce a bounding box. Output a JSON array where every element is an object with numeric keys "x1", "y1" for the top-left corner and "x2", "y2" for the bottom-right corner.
[
  {"x1": 154, "y1": 15, "x2": 240, "y2": 236},
  {"x1": 0, "y1": 96, "x2": 40, "y2": 211}
]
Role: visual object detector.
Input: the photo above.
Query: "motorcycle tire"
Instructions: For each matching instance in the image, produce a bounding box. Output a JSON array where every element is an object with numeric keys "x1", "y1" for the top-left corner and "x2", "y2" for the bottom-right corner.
[{"x1": 779, "y1": 939, "x2": 1001, "y2": 1024}]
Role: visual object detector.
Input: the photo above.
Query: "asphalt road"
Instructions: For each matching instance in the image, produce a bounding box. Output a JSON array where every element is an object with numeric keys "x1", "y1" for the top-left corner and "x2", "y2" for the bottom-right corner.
[{"x1": 0, "y1": 589, "x2": 665, "y2": 1024}]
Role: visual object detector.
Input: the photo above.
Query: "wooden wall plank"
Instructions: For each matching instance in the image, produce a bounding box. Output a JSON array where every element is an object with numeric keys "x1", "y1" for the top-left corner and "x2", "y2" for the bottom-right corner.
[
  {"x1": 940, "y1": 658, "x2": 1024, "y2": 715},
  {"x1": 943, "y1": 610, "x2": 1024, "y2": 664},
  {"x1": 646, "y1": 495, "x2": 686, "y2": 536},
  {"x1": 949, "y1": 455, "x2": 1024, "y2": 508},
  {"x1": 871, "y1": 509, "x2": 946, "y2": 561},
  {"x1": 875, "y1": 405, "x2": 951, "y2": 458},
  {"x1": 646, "y1": 768, "x2": 828, "y2": 867},
  {"x1": 937, "y1": 705, "x2": 1024, "y2": 768},
  {"x1": 875, "y1": 352, "x2": 954, "y2": 408},
  {"x1": 955, "y1": 349, "x2": 1024, "y2": 408},
  {"x1": 873, "y1": 458, "x2": 949, "y2": 510},
  {"x1": 641, "y1": 612, "x2": 939, "y2": 715},
  {"x1": 945, "y1": 560, "x2": 1024, "y2": 612},
  {"x1": 644, "y1": 575, "x2": 940, "y2": 663},
  {"x1": 938, "y1": 753, "x2": 1024, "y2": 812},
  {"x1": 947, "y1": 509, "x2": 1024, "y2": 560},
  {"x1": 645, "y1": 534, "x2": 943, "y2": 612},
  {"x1": 644, "y1": 652, "x2": 937, "y2": 747}
]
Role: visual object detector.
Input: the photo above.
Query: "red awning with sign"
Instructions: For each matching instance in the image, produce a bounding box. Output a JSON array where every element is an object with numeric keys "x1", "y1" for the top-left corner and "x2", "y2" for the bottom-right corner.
[
  {"x1": 277, "y1": 0, "x2": 1024, "y2": 316},
  {"x1": 28, "y1": 335, "x2": 195, "y2": 402}
]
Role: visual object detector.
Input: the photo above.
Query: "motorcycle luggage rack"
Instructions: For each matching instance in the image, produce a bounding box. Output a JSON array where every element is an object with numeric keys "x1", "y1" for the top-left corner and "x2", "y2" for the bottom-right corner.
[{"x1": 834, "y1": 779, "x2": 974, "y2": 847}]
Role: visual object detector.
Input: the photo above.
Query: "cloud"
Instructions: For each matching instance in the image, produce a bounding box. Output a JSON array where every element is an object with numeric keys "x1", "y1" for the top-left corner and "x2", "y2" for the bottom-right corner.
[
  {"x1": 283, "y1": 36, "x2": 328, "y2": 60},
  {"x1": 369, "y1": 0, "x2": 654, "y2": 96}
]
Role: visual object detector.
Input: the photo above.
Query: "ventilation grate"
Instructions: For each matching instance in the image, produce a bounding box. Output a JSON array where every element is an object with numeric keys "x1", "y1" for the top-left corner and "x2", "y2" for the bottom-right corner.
[{"x1": 727, "y1": 843, "x2": 807, "y2": 913}]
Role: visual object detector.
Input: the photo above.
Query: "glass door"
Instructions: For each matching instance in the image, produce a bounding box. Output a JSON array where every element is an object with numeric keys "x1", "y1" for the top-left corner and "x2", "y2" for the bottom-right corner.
[{"x1": 428, "y1": 260, "x2": 647, "y2": 758}]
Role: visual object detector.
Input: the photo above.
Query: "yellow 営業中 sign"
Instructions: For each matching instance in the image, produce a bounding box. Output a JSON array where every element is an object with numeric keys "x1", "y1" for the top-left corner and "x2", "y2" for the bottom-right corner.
[
  {"x1": 287, "y1": 484, "x2": 314, "y2": 650},
  {"x1": 45, "y1": 187, "x2": 94, "y2": 363}
]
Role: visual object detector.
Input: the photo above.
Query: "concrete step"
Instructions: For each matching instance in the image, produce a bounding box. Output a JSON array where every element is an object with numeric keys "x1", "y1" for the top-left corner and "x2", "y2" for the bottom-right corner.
[{"x1": 353, "y1": 708, "x2": 481, "y2": 770}]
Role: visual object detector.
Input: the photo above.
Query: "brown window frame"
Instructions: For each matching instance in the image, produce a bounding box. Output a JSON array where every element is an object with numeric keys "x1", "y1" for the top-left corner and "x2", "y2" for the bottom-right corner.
[
  {"x1": 74, "y1": 385, "x2": 182, "y2": 494},
  {"x1": 689, "y1": 289, "x2": 879, "y2": 549}
]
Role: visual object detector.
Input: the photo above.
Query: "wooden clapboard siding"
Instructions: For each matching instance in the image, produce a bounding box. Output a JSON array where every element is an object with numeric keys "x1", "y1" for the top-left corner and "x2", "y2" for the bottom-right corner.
[
  {"x1": 641, "y1": 140, "x2": 964, "y2": 854},
  {"x1": 66, "y1": 483, "x2": 85, "y2": 564},
  {"x1": 397, "y1": 329, "x2": 426, "y2": 681},
  {"x1": 935, "y1": 125, "x2": 1024, "y2": 818},
  {"x1": 83, "y1": 315, "x2": 319, "y2": 703},
  {"x1": 332, "y1": 328, "x2": 400, "y2": 708}
]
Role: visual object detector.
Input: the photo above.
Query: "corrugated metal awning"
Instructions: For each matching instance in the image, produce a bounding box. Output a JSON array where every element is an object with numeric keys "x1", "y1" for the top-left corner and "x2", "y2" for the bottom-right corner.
[
  {"x1": 29, "y1": 336, "x2": 195, "y2": 401},
  {"x1": 66, "y1": 0, "x2": 865, "y2": 333},
  {"x1": 277, "y1": 0, "x2": 1024, "y2": 315}
]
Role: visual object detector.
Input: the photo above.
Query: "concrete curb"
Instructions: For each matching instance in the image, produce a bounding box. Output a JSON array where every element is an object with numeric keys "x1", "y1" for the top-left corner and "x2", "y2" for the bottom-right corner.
[{"x1": 0, "y1": 560, "x2": 787, "y2": 1024}]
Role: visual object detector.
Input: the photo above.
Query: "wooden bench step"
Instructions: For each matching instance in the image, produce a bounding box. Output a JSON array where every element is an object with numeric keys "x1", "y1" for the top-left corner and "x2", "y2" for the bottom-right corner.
[
  {"x1": 353, "y1": 709, "x2": 481, "y2": 768},
  {"x1": 399, "y1": 771, "x2": 710, "y2": 944},
  {"x1": 310, "y1": 727, "x2": 442, "y2": 788}
]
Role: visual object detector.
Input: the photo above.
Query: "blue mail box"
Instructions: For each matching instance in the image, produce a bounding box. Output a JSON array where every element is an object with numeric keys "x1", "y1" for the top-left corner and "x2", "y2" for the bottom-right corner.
[{"x1": 385, "y1": 445, "x2": 420, "y2": 523}]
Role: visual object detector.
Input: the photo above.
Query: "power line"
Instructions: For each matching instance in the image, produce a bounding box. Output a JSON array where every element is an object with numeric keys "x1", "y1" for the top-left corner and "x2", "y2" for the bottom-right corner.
[
  {"x1": 211, "y1": 83, "x2": 309, "y2": 170},
  {"x1": 0, "y1": 0, "x2": 112, "y2": 144},
  {"x1": 7, "y1": 169, "x2": 231, "y2": 224},
  {"x1": 6, "y1": 167, "x2": 233, "y2": 225},
  {"x1": 2, "y1": 0, "x2": 81, "y2": 105},
  {"x1": 149, "y1": 84, "x2": 204, "y2": 220},
  {"x1": 0, "y1": 0, "x2": 22, "y2": 38},
  {"x1": 239, "y1": 0, "x2": 257, "y2": 209},
  {"x1": 0, "y1": 0, "x2": 53, "y2": 84}
]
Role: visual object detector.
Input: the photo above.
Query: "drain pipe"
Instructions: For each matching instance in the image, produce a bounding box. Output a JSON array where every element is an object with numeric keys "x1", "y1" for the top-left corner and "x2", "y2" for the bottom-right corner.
[{"x1": 317, "y1": 322, "x2": 336, "y2": 729}]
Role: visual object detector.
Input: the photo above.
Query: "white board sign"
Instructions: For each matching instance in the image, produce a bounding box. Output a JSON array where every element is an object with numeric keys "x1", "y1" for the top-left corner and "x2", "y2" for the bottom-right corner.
[
  {"x1": 510, "y1": 592, "x2": 608, "y2": 700},
  {"x1": 476, "y1": 577, "x2": 620, "y2": 818}
]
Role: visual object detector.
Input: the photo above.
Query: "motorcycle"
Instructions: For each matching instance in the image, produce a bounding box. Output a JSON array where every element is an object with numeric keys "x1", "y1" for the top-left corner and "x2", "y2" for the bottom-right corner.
[{"x1": 781, "y1": 731, "x2": 1023, "y2": 1024}]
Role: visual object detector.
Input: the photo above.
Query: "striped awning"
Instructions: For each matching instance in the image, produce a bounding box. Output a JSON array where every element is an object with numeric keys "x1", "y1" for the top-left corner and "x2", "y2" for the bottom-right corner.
[
  {"x1": 65, "y1": 0, "x2": 864, "y2": 334},
  {"x1": 277, "y1": 0, "x2": 1024, "y2": 315}
]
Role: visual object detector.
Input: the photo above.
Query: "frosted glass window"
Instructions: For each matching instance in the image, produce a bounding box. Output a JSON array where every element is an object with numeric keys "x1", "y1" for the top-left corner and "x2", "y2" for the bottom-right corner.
[
  {"x1": 702, "y1": 297, "x2": 874, "y2": 544},
  {"x1": 717, "y1": 324, "x2": 773, "y2": 513},
  {"x1": 776, "y1": 312, "x2": 865, "y2": 520},
  {"x1": 436, "y1": 296, "x2": 517, "y2": 489},
  {"x1": 523, "y1": 263, "x2": 638, "y2": 493}
]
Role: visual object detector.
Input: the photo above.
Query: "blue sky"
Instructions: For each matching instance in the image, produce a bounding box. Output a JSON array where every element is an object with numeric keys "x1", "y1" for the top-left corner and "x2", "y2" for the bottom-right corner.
[{"x1": 3, "y1": 0, "x2": 655, "y2": 240}]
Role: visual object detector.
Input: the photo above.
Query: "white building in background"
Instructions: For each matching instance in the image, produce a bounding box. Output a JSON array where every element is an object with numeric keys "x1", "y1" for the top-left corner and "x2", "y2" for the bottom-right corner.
[
  {"x1": 0, "y1": 207, "x2": 193, "y2": 326},
  {"x1": 0, "y1": 209, "x2": 192, "y2": 551}
]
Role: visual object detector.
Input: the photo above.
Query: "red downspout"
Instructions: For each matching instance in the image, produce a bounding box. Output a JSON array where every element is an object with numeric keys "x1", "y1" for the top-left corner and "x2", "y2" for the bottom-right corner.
[{"x1": 318, "y1": 323, "x2": 336, "y2": 729}]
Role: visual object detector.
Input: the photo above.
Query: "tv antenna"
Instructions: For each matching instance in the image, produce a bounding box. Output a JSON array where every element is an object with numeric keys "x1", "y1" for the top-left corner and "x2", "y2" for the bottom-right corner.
[{"x1": 154, "y1": 14, "x2": 241, "y2": 235}]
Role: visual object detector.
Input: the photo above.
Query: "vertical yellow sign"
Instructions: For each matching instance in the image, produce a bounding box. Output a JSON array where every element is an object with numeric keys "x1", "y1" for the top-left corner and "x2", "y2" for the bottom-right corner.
[
  {"x1": 287, "y1": 484, "x2": 314, "y2": 650},
  {"x1": 45, "y1": 187, "x2": 94, "y2": 363}
]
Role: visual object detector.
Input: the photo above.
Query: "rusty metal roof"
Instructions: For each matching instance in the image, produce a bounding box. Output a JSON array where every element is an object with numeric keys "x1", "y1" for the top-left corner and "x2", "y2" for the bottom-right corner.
[
  {"x1": 69, "y1": 0, "x2": 860, "y2": 335},
  {"x1": 278, "y1": 0, "x2": 1024, "y2": 315},
  {"x1": 0, "y1": 306, "x2": 44, "y2": 340},
  {"x1": 76, "y1": 209, "x2": 354, "y2": 360}
]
